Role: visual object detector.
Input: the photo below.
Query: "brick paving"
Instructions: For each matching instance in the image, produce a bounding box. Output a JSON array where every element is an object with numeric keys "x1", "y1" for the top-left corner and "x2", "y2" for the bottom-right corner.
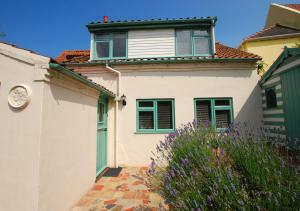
[{"x1": 72, "y1": 167, "x2": 167, "y2": 211}]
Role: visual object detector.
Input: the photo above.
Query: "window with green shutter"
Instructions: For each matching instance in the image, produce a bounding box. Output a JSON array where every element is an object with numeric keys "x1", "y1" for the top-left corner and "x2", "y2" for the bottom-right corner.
[
  {"x1": 194, "y1": 98, "x2": 233, "y2": 129},
  {"x1": 137, "y1": 99, "x2": 175, "y2": 133}
]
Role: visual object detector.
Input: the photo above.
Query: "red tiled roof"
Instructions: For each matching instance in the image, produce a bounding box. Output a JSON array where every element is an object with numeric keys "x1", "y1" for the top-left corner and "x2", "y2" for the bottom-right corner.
[
  {"x1": 284, "y1": 4, "x2": 300, "y2": 11},
  {"x1": 56, "y1": 50, "x2": 90, "y2": 63},
  {"x1": 215, "y1": 42, "x2": 260, "y2": 59},
  {"x1": 56, "y1": 42, "x2": 260, "y2": 64},
  {"x1": 245, "y1": 24, "x2": 300, "y2": 40}
]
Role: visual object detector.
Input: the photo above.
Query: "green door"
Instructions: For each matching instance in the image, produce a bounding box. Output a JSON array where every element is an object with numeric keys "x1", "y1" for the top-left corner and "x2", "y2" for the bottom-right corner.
[
  {"x1": 281, "y1": 66, "x2": 300, "y2": 142},
  {"x1": 96, "y1": 96, "x2": 108, "y2": 176}
]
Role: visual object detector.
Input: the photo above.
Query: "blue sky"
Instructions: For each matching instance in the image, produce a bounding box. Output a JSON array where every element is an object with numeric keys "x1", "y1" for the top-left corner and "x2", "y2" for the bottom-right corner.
[{"x1": 0, "y1": 0, "x2": 298, "y2": 58}]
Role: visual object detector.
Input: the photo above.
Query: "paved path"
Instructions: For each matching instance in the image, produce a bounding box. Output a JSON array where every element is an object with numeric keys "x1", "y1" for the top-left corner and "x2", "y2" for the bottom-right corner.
[{"x1": 72, "y1": 167, "x2": 167, "y2": 211}]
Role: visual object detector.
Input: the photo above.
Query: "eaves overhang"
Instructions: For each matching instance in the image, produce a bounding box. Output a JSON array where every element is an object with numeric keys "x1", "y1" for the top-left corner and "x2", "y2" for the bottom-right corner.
[
  {"x1": 49, "y1": 62, "x2": 115, "y2": 97},
  {"x1": 63, "y1": 57, "x2": 259, "y2": 66},
  {"x1": 87, "y1": 17, "x2": 217, "y2": 32}
]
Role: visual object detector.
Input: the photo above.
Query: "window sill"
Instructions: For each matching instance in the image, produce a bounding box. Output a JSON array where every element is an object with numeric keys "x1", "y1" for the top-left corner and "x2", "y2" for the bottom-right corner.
[{"x1": 135, "y1": 130, "x2": 175, "y2": 134}]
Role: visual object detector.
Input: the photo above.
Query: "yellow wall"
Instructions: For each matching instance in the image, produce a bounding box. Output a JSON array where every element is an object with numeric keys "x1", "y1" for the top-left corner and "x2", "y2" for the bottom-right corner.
[{"x1": 240, "y1": 37, "x2": 300, "y2": 73}]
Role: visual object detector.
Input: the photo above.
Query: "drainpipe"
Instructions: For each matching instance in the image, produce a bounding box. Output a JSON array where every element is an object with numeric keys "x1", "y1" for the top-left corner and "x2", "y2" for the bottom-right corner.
[
  {"x1": 211, "y1": 19, "x2": 216, "y2": 57},
  {"x1": 105, "y1": 63, "x2": 120, "y2": 168}
]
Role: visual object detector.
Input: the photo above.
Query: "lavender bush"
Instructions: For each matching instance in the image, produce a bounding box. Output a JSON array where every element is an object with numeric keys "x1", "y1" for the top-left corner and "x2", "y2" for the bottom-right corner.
[{"x1": 147, "y1": 122, "x2": 300, "y2": 210}]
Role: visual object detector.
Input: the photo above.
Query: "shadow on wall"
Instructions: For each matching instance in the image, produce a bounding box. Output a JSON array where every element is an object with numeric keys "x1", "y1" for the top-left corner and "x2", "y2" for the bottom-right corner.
[
  {"x1": 126, "y1": 68, "x2": 253, "y2": 78},
  {"x1": 234, "y1": 83, "x2": 263, "y2": 127},
  {"x1": 49, "y1": 81, "x2": 97, "y2": 108}
]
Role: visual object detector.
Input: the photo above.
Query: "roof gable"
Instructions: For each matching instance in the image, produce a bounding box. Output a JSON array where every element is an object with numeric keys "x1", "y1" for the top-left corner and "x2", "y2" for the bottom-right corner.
[{"x1": 244, "y1": 24, "x2": 300, "y2": 41}]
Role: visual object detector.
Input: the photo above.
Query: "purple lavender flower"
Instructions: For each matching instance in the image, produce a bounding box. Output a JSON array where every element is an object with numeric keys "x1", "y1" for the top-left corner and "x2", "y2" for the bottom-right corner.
[
  {"x1": 181, "y1": 158, "x2": 189, "y2": 166},
  {"x1": 171, "y1": 188, "x2": 177, "y2": 196}
]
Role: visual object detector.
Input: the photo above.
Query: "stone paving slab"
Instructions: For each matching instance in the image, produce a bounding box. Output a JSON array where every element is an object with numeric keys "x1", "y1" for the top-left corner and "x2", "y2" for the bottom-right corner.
[{"x1": 72, "y1": 167, "x2": 168, "y2": 211}]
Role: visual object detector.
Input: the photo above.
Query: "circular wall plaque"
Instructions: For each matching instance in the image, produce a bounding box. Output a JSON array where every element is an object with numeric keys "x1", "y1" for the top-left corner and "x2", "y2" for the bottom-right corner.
[{"x1": 8, "y1": 85, "x2": 31, "y2": 109}]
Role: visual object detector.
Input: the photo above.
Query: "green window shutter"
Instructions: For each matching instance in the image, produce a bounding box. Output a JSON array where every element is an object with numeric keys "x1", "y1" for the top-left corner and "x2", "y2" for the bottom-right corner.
[
  {"x1": 137, "y1": 99, "x2": 175, "y2": 133},
  {"x1": 157, "y1": 101, "x2": 173, "y2": 129},
  {"x1": 194, "y1": 98, "x2": 233, "y2": 130},
  {"x1": 215, "y1": 110, "x2": 231, "y2": 128},
  {"x1": 139, "y1": 111, "x2": 154, "y2": 129},
  {"x1": 195, "y1": 100, "x2": 211, "y2": 126}
]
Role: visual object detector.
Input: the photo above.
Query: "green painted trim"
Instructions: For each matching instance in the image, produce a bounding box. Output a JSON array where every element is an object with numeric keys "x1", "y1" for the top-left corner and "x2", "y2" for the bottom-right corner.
[
  {"x1": 87, "y1": 17, "x2": 217, "y2": 32},
  {"x1": 263, "y1": 105, "x2": 284, "y2": 110},
  {"x1": 263, "y1": 113, "x2": 285, "y2": 118},
  {"x1": 262, "y1": 81, "x2": 281, "y2": 89},
  {"x1": 49, "y1": 63, "x2": 114, "y2": 97},
  {"x1": 194, "y1": 97, "x2": 234, "y2": 129},
  {"x1": 96, "y1": 95, "x2": 108, "y2": 176},
  {"x1": 263, "y1": 121, "x2": 285, "y2": 126},
  {"x1": 70, "y1": 57, "x2": 259, "y2": 66},
  {"x1": 136, "y1": 99, "x2": 175, "y2": 134},
  {"x1": 93, "y1": 32, "x2": 128, "y2": 60}
]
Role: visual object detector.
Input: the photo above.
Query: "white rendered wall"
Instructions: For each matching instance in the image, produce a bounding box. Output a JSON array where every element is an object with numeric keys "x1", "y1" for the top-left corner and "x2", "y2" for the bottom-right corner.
[
  {"x1": 0, "y1": 48, "x2": 47, "y2": 211},
  {"x1": 74, "y1": 62, "x2": 263, "y2": 166},
  {"x1": 38, "y1": 71, "x2": 99, "y2": 211}
]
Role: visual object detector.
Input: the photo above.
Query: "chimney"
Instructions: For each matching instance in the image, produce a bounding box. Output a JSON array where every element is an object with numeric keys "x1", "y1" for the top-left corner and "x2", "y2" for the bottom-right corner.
[{"x1": 103, "y1": 16, "x2": 109, "y2": 23}]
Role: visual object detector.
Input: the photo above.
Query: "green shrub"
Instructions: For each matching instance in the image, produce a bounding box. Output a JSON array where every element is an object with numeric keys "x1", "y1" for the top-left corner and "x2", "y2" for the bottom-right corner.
[{"x1": 148, "y1": 123, "x2": 300, "y2": 210}]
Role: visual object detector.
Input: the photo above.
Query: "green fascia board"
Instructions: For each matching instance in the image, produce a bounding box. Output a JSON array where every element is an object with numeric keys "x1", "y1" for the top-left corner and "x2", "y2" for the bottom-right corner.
[
  {"x1": 87, "y1": 17, "x2": 217, "y2": 32},
  {"x1": 260, "y1": 47, "x2": 300, "y2": 85},
  {"x1": 49, "y1": 63, "x2": 115, "y2": 97},
  {"x1": 67, "y1": 57, "x2": 259, "y2": 67}
]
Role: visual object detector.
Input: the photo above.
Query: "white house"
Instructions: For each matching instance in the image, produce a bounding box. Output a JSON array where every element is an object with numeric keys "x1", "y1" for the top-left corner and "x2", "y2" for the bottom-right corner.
[
  {"x1": 57, "y1": 16, "x2": 263, "y2": 168},
  {"x1": 0, "y1": 42, "x2": 114, "y2": 211}
]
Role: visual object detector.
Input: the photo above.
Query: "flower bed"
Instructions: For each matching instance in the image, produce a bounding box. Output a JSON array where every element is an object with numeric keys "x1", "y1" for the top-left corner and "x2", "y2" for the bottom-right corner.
[{"x1": 147, "y1": 123, "x2": 300, "y2": 210}]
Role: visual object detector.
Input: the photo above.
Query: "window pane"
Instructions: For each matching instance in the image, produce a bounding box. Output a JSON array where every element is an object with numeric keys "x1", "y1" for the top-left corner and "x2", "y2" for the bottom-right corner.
[
  {"x1": 176, "y1": 30, "x2": 192, "y2": 55},
  {"x1": 216, "y1": 110, "x2": 231, "y2": 128},
  {"x1": 157, "y1": 101, "x2": 173, "y2": 129},
  {"x1": 113, "y1": 32, "x2": 126, "y2": 57},
  {"x1": 139, "y1": 101, "x2": 153, "y2": 107},
  {"x1": 194, "y1": 37, "x2": 210, "y2": 55},
  {"x1": 266, "y1": 88, "x2": 277, "y2": 108},
  {"x1": 196, "y1": 100, "x2": 211, "y2": 126},
  {"x1": 215, "y1": 99, "x2": 230, "y2": 106},
  {"x1": 95, "y1": 33, "x2": 110, "y2": 40},
  {"x1": 98, "y1": 103, "x2": 104, "y2": 122},
  {"x1": 96, "y1": 42, "x2": 110, "y2": 58},
  {"x1": 139, "y1": 111, "x2": 154, "y2": 129},
  {"x1": 193, "y1": 30, "x2": 209, "y2": 36}
]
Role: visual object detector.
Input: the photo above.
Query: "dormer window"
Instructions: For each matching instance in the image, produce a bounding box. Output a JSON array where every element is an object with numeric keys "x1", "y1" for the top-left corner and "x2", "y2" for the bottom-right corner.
[
  {"x1": 94, "y1": 32, "x2": 127, "y2": 59},
  {"x1": 176, "y1": 29, "x2": 211, "y2": 56}
]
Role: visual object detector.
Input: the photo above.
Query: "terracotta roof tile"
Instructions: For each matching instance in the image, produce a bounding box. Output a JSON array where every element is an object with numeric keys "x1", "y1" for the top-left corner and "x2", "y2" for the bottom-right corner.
[
  {"x1": 215, "y1": 42, "x2": 260, "y2": 59},
  {"x1": 284, "y1": 4, "x2": 300, "y2": 11},
  {"x1": 245, "y1": 24, "x2": 300, "y2": 40},
  {"x1": 56, "y1": 42, "x2": 260, "y2": 64},
  {"x1": 56, "y1": 50, "x2": 90, "y2": 63}
]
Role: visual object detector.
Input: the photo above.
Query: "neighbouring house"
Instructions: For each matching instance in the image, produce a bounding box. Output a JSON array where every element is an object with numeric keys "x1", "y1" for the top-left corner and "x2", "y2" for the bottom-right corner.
[
  {"x1": 56, "y1": 16, "x2": 263, "y2": 169},
  {"x1": 0, "y1": 42, "x2": 114, "y2": 211},
  {"x1": 239, "y1": 3, "x2": 300, "y2": 75},
  {"x1": 260, "y1": 47, "x2": 300, "y2": 145}
]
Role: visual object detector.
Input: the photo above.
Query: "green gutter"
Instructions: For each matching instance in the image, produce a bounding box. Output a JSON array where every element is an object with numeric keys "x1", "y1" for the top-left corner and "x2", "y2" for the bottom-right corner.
[
  {"x1": 87, "y1": 17, "x2": 217, "y2": 32},
  {"x1": 64, "y1": 57, "x2": 259, "y2": 66},
  {"x1": 49, "y1": 63, "x2": 115, "y2": 97}
]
